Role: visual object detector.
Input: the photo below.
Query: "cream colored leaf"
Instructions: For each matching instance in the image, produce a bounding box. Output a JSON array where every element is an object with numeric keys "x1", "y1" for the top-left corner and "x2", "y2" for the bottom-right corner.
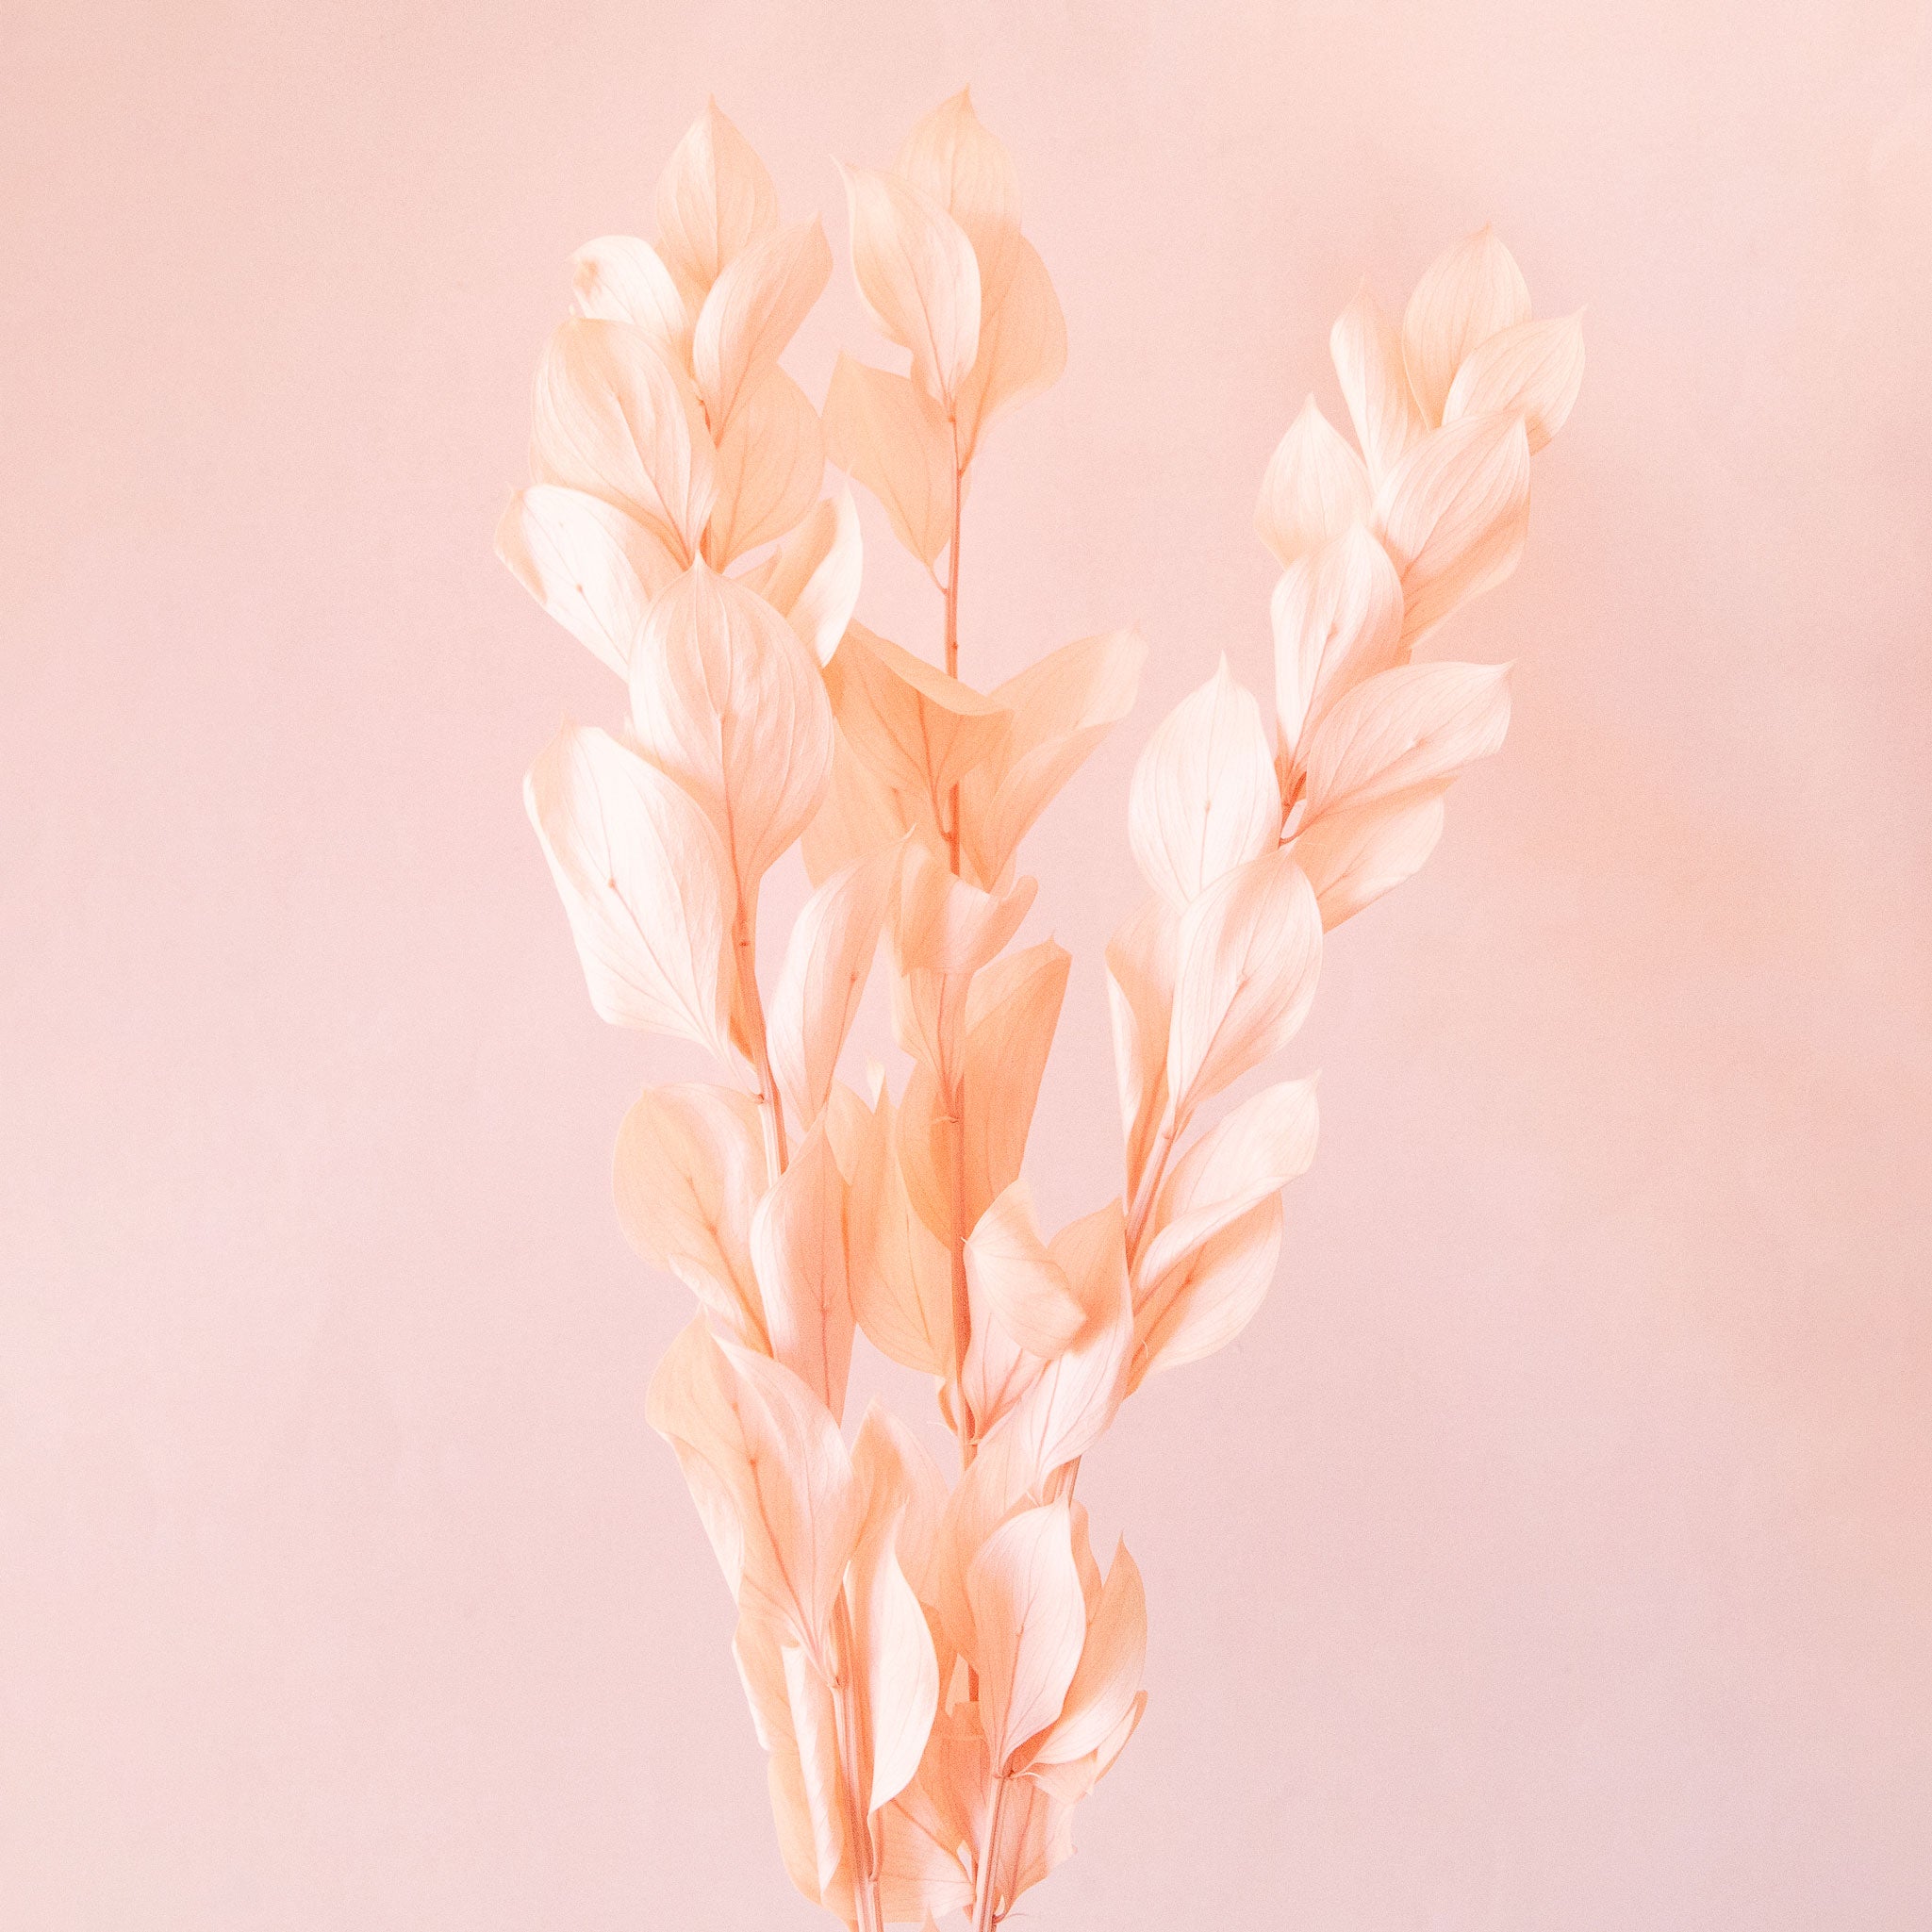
[
  {"x1": 1166, "y1": 847, "x2": 1323, "y2": 1117},
  {"x1": 703, "y1": 364, "x2": 825, "y2": 566},
  {"x1": 614, "y1": 1082, "x2": 768, "y2": 1346},
  {"x1": 1028, "y1": 1690, "x2": 1145, "y2": 1806},
  {"x1": 957, "y1": 628, "x2": 1145, "y2": 887},
  {"x1": 893, "y1": 841, "x2": 1035, "y2": 983},
  {"x1": 1300, "y1": 659, "x2": 1511, "y2": 820},
  {"x1": 953, "y1": 237, "x2": 1066, "y2": 466},
  {"x1": 645, "y1": 1317, "x2": 750, "y2": 1597},
  {"x1": 751, "y1": 1119, "x2": 856, "y2": 1421},
  {"x1": 760, "y1": 486, "x2": 863, "y2": 666},
  {"x1": 852, "y1": 1401, "x2": 949, "y2": 1596},
  {"x1": 569, "y1": 235, "x2": 691, "y2": 369},
  {"x1": 1138, "y1": 1078, "x2": 1318, "y2": 1307},
  {"x1": 531, "y1": 317, "x2": 715, "y2": 559},
  {"x1": 1129, "y1": 657, "x2": 1280, "y2": 912},
  {"x1": 628, "y1": 563, "x2": 833, "y2": 903},
  {"x1": 896, "y1": 88, "x2": 1024, "y2": 314},
  {"x1": 1254, "y1": 396, "x2": 1372, "y2": 570},
  {"x1": 693, "y1": 217, "x2": 833, "y2": 432},
  {"x1": 770, "y1": 840, "x2": 901, "y2": 1131},
  {"x1": 1330, "y1": 282, "x2": 1427, "y2": 486},
  {"x1": 1291, "y1": 784, "x2": 1448, "y2": 928},
  {"x1": 1131, "y1": 1195, "x2": 1281, "y2": 1386},
  {"x1": 966, "y1": 1501, "x2": 1088, "y2": 1771},
  {"x1": 1272, "y1": 523, "x2": 1405, "y2": 775},
  {"x1": 1105, "y1": 896, "x2": 1179, "y2": 1191},
  {"x1": 494, "y1": 485, "x2": 681, "y2": 679},
  {"x1": 524, "y1": 723, "x2": 733, "y2": 1055},
  {"x1": 782, "y1": 1642, "x2": 852, "y2": 1900},
  {"x1": 654, "y1": 100, "x2": 780, "y2": 303},
  {"x1": 1030, "y1": 1543, "x2": 1146, "y2": 1769},
  {"x1": 821, "y1": 354, "x2": 957, "y2": 566},
  {"x1": 1443, "y1": 312, "x2": 1585, "y2": 453},
  {"x1": 1373, "y1": 411, "x2": 1531, "y2": 646},
  {"x1": 801, "y1": 719, "x2": 915, "y2": 887},
  {"x1": 965, "y1": 1181, "x2": 1090, "y2": 1357},
  {"x1": 1401, "y1": 224, "x2": 1532, "y2": 426},
  {"x1": 840, "y1": 163, "x2": 982, "y2": 404}
]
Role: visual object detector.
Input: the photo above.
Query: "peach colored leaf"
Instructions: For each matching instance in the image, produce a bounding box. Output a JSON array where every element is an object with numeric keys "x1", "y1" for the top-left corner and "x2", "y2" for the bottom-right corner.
[
  {"x1": 1105, "y1": 896, "x2": 1179, "y2": 1187},
  {"x1": 891, "y1": 1059, "x2": 956, "y2": 1247},
  {"x1": 524, "y1": 723, "x2": 733, "y2": 1055},
  {"x1": 1291, "y1": 785, "x2": 1448, "y2": 929},
  {"x1": 802, "y1": 719, "x2": 915, "y2": 886},
  {"x1": 1166, "y1": 846, "x2": 1323, "y2": 1117},
  {"x1": 933, "y1": 1421, "x2": 1037, "y2": 1660},
  {"x1": 894, "y1": 841, "x2": 1035, "y2": 983},
  {"x1": 1254, "y1": 396, "x2": 1371, "y2": 569},
  {"x1": 614, "y1": 1082, "x2": 768, "y2": 1347},
  {"x1": 852, "y1": 1402, "x2": 949, "y2": 1596},
  {"x1": 770, "y1": 840, "x2": 901, "y2": 1131},
  {"x1": 1300, "y1": 659, "x2": 1511, "y2": 820},
  {"x1": 751, "y1": 1119, "x2": 856, "y2": 1421},
  {"x1": 957, "y1": 628, "x2": 1145, "y2": 887},
  {"x1": 782, "y1": 1642, "x2": 851, "y2": 1899},
  {"x1": 962, "y1": 940, "x2": 1069, "y2": 1224},
  {"x1": 1401, "y1": 223, "x2": 1532, "y2": 427},
  {"x1": 493, "y1": 485, "x2": 681, "y2": 679},
  {"x1": 702, "y1": 364, "x2": 824, "y2": 566},
  {"x1": 628, "y1": 563, "x2": 833, "y2": 904},
  {"x1": 1029, "y1": 1690, "x2": 1146, "y2": 1806},
  {"x1": 759, "y1": 486, "x2": 864, "y2": 666},
  {"x1": 1271, "y1": 524, "x2": 1405, "y2": 778},
  {"x1": 569, "y1": 235, "x2": 691, "y2": 369},
  {"x1": 735, "y1": 1605, "x2": 795, "y2": 1753},
  {"x1": 531, "y1": 317, "x2": 714, "y2": 559},
  {"x1": 1129, "y1": 657, "x2": 1280, "y2": 912},
  {"x1": 840, "y1": 164, "x2": 983, "y2": 404},
  {"x1": 826, "y1": 623, "x2": 1011, "y2": 807},
  {"x1": 693, "y1": 217, "x2": 833, "y2": 431},
  {"x1": 646, "y1": 1316, "x2": 751, "y2": 1597},
  {"x1": 966, "y1": 1501, "x2": 1088, "y2": 1771},
  {"x1": 822, "y1": 353, "x2": 958, "y2": 566},
  {"x1": 999, "y1": 1202, "x2": 1132, "y2": 1477},
  {"x1": 653, "y1": 100, "x2": 780, "y2": 303},
  {"x1": 879, "y1": 1774, "x2": 976, "y2": 1923},
  {"x1": 1131, "y1": 1197, "x2": 1282, "y2": 1386},
  {"x1": 990, "y1": 1774, "x2": 1075, "y2": 1912},
  {"x1": 713, "y1": 1336, "x2": 861, "y2": 1660},
  {"x1": 953, "y1": 237, "x2": 1067, "y2": 467},
  {"x1": 849, "y1": 1087, "x2": 954, "y2": 1377},
  {"x1": 1029, "y1": 1543, "x2": 1146, "y2": 1769},
  {"x1": 966, "y1": 1181, "x2": 1090, "y2": 1357},
  {"x1": 1373, "y1": 411, "x2": 1531, "y2": 647},
  {"x1": 1137, "y1": 1077, "x2": 1318, "y2": 1334},
  {"x1": 962, "y1": 1242, "x2": 1047, "y2": 1442},
  {"x1": 1329, "y1": 282, "x2": 1427, "y2": 486},
  {"x1": 896, "y1": 88, "x2": 1024, "y2": 314},
  {"x1": 850, "y1": 1510, "x2": 941, "y2": 1811},
  {"x1": 1443, "y1": 312, "x2": 1585, "y2": 453},
  {"x1": 767, "y1": 1731, "x2": 835, "y2": 1908}
]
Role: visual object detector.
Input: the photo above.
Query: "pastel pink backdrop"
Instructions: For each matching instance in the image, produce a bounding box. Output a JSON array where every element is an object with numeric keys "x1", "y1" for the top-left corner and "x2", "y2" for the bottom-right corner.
[{"x1": 5, "y1": 2, "x2": 1928, "y2": 1926}]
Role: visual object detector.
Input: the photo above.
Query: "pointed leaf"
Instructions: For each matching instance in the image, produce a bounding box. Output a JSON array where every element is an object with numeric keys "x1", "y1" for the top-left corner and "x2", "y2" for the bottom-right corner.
[
  {"x1": 953, "y1": 237, "x2": 1066, "y2": 466},
  {"x1": 850, "y1": 1085, "x2": 955, "y2": 1373},
  {"x1": 1030, "y1": 1544, "x2": 1146, "y2": 1768},
  {"x1": 1443, "y1": 312, "x2": 1585, "y2": 453},
  {"x1": 966, "y1": 1181, "x2": 1089, "y2": 1357},
  {"x1": 1300, "y1": 659, "x2": 1511, "y2": 820},
  {"x1": 570, "y1": 235, "x2": 691, "y2": 368},
  {"x1": 760, "y1": 485, "x2": 864, "y2": 665},
  {"x1": 841, "y1": 164, "x2": 982, "y2": 403},
  {"x1": 1330, "y1": 282, "x2": 1427, "y2": 486},
  {"x1": 966, "y1": 1501, "x2": 1088, "y2": 1770},
  {"x1": 1272, "y1": 524, "x2": 1405, "y2": 774},
  {"x1": 1254, "y1": 397, "x2": 1371, "y2": 569},
  {"x1": 896, "y1": 88, "x2": 1024, "y2": 313},
  {"x1": 703, "y1": 364, "x2": 825, "y2": 565},
  {"x1": 1292, "y1": 785, "x2": 1448, "y2": 928},
  {"x1": 654, "y1": 101, "x2": 780, "y2": 302},
  {"x1": 1402, "y1": 224, "x2": 1532, "y2": 426},
  {"x1": 524, "y1": 723, "x2": 733, "y2": 1055},
  {"x1": 694, "y1": 217, "x2": 833, "y2": 431},
  {"x1": 822, "y1": 353, "x2": 958, "y2": 565},
  {"x1": 751, "y1": 1119, "x2": 857, "y2": 1420}
]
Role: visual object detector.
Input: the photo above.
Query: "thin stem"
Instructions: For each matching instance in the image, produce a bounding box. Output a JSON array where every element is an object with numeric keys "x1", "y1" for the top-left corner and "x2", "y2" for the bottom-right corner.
[
  {"x1": 734, "y1": 908, "x2": 789, "y2": 1183},
  {"x1": 831, "y1": 1594, "x2": 884, "y2": 1932},
  {"x1": 973, "y1": 1771, "x2": 1011, "y2": 1932}
]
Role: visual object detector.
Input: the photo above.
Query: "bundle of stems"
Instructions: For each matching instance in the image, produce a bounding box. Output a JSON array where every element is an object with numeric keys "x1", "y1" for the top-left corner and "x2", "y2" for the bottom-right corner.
[{"x1": 498, "y1": 91, "x2": 1582, "y2": 1928}]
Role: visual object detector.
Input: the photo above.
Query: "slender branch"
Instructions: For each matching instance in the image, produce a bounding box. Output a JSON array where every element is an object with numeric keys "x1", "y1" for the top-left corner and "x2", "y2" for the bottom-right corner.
[{"x1": 973, "y1": 1771, "x2": 1011, "y2": 1932}]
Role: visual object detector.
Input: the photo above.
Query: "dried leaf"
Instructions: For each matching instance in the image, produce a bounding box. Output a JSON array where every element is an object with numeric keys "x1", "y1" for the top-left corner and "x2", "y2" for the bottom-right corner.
[
  {"x1": 822, "y1": 353, "x2": 957, "y2": 566},
  {"x1": 524, "y1": 723, "x2": 733, "y2": 1056},
  {"x1": 614, "y1": 1082, "x2": 768, "y2": 1346},
  {"x1": 628, "y1": 563, "x2": 833, "y2": 904},
  {"x1": 826, "y1": 623, "x2": 1011, "y2": 808},
  {"x1": 962, "y1": 940, "x2": 1069, "y2": 1225},
  {"x1": 953, "y1": 237, "x2": 1066, "y2": 466},
  {"x1": 494, "y1": 484, "x2": 681, "y2": 679},
  {"x1": 760, "y1": 486, "x2": 864, "y2": 666},
  {"x1": 966, "y1": 1501, "x2": 1088, "y2": 1770},
  {"x1": 1329, "y1": 282, "x2": 1427, "y2": 486},
  {"x1": 1128, "y1": 658, "x2": 1280, "y2": 912},
  {"x1": 654, "y1": 100, "x2": 780, "y2": 304},
  {"x1": 1291, "y1": 785, "x2": 1448, "y2": 928},
  {"x1": 965, "y1": 1181, "x2": 1090, "y2": 1357},
  {"x1": 751, "y1": 1119, "x2": 857, "y2": 1420},
  {"x1": 570, "y1": 235, "x2": 691, "y2": 369},
  {"x1": 1104, "y1": 895, "x2": 1178, "y2": 1188},
  {"x1": 703, "y1": 364, "x2": 825, "y2": 566},
  {"x1": 841, "y1": 163, "x2": 983, "y2": 404},
  {"x1": 1166, "y1": 847, "x2": 1323, "y2": 1118},
  {"x1": 1401, "y1": 224, "x2": 1532, "y2": 427},
  {"x1": 531, "y1": 317, "x2": 715, "y2": 559},
  {"x1": 849, "y1": 1087, "x2": 954, "y2": 1377},
  {"x1": 693, "y1": 217, "x2": 833, "y2": 431},
  {"x1": 896, "y1": 88, "x2": 1024, "y2": 314},
  {"x1": 1443, "y1": 312, "x2": 1586, "y2": 453},
  {"x1": 1131, "y1": 1197, "x2": 1281, "y2": 1386},
  {"x1": 1254, "y1": 397, "x2": 1371, "y2": 570},
  {"x1": 1030, "y1": 1543, "x2": 1146, "y2": 1769}
]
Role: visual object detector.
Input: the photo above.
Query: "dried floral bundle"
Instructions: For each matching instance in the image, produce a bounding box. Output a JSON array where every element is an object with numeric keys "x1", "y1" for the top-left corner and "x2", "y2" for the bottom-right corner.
[{"x1": 497, "y1": 92, "x2": 1581, "y2": 1929}]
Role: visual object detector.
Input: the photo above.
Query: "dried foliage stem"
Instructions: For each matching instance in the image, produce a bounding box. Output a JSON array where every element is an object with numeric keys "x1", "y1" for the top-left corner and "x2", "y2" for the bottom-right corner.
[{"x1": 503, "y1": 90, "x2": 1580, "y2": 1929}]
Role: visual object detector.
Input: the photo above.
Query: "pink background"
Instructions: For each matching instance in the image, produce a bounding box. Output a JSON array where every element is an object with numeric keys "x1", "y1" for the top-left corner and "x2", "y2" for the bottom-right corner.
[{"x1": 6, "y1": 1, "x2": 1929, "y2": 1925}]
